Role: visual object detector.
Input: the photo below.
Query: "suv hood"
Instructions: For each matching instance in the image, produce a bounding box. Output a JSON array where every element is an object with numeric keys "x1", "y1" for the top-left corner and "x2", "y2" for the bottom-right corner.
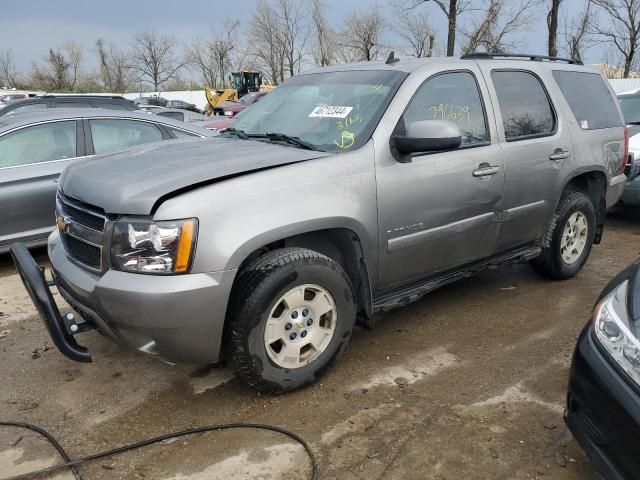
[{"x1": 59, "y1": 137, "x2": 329, "y2": 215}]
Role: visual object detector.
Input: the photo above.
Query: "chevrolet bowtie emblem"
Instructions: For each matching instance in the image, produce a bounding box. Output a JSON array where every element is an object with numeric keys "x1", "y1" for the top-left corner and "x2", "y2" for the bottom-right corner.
[{"x1": 56, "y1": 215, "x2": 69, "y2": 233}]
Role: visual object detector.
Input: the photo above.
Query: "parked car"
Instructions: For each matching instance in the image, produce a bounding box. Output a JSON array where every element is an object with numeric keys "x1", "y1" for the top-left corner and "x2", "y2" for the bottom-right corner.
[
  {"x1": 12, "y1": 53, "x2": 628, "y2": 393},
  {"x1": 0, "y1": 91, "x2": 29, "y2": 103},
  {"x1": 0, "y1": 109, "x2": 214, "y2": 252},
  {"x1": 617, "y1": 91, "x2": 640, "y2": 205},
  {"x1": 154, "y1": 108, "x2": 209, "y2": 123},
  {"x1": 134, "y1": 96, "x2": 168, "y2": 107},
  {"x1": 0, "y1": 95, "x2": 138, "y2": 117},
  {"x1": 214, "y1": 91, "x2": 269, "y2": 117},
  {"x1": 566, "y1": 260, "x2": 640, "y2": 479},
  {"x1": 166, "y1": 99, "x2": 201, "y2": 113},
  {"x1": 201, "y1": 115, "x2": 235, "y2": 132}
]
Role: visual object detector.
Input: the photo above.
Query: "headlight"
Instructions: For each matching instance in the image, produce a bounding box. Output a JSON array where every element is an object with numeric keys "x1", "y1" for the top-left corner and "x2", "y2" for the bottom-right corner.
[
  {"x1": 111, "y1": 218, "x2": 197, "y2": 274},
  {"x1": 593, "y1": 280, "x2": 640, "y2": 383}
]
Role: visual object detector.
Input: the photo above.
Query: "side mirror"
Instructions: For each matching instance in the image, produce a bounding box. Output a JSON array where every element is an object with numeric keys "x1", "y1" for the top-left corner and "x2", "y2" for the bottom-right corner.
[{"x1": 392, "y1": 120, "x2": 462, "y2": 156}]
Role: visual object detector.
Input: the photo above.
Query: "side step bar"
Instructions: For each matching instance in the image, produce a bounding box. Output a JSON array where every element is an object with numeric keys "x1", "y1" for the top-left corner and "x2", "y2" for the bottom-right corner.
[{"x1": 373, "y1": 246, "x2": 541, "y2": 313}]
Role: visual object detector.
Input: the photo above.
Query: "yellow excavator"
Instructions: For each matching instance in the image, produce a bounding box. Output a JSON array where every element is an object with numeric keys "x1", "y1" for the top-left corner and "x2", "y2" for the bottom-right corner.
[{"x1": 204, "y1": 71, "x2": 275, "y2": 116}]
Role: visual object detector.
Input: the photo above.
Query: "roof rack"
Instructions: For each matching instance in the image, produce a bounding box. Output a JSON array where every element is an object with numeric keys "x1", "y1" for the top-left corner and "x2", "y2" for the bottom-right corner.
[{"x1": 461, "y1": 52, "x2": 583, "y2": 65}]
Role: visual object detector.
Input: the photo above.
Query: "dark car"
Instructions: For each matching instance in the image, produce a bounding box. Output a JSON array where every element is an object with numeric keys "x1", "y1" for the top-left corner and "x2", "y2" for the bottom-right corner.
[
  {"x1": 0, "y1": 108, "x2": 214, "y2": 252},
  {"x1": 566, "y1": 260, "x2": 640, "y2": 479},
  {"x1": 0, "y1": 95, "x2": 138, "y2": 118},
  {"x1": 134, "y1": 96, "x2": 168, "y2": 107},
  {"x1": 166, "y1": 99, "x2": 201, "y2": 113},
  {"x1": 213, "y1": 91, "x2": 268, "y2": 117}
]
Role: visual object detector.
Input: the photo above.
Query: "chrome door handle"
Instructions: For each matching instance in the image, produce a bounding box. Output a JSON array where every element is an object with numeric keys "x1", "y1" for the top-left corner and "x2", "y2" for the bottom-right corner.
[
  {"x1": 549, "y1": 149, "x2": 570, "y2": 161},
  {"x1": 472, "y1": 165, "x2": 501, "y2": 177}
]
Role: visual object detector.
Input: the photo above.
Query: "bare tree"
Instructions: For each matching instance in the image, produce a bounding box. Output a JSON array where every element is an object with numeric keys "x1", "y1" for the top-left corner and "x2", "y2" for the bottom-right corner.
[
  {"x1": 187, "y1": 20, "x2": 240, "y2": 88},
  {"x1": 0, "y1": 50, "x2": 19, "y2": 88},
  {"x1": 340, "y1": 9, "x2": 386, "y2": 61},
  {"x1": 64, "y1": 41, "x2": 82, "y2": 90},
  {"x1": 403, "y1": 0, "x2": 474, "y2": 56},
  {"x1": 563, "y1": 0, "x2": 593, "y2": 61},
  {"x1": 591, "y1": 0, "x2": 640, "y2": 78},
  {"x1": 395, "y1": 8, "x2": 436, "y2": 57},
  {"x1": 96, "y1": 38, "x2": 132, "y2": 93},
  {"x1": 275, "y1": 0, "x2": 308, "y2": 77},
  {"x1": 311, "y1": 0, "x2": 337, "y2": 66},
  {"x1": 462, "y1": 0, "x2": 542, "y2": 53},
  {"x1": 547, "y1": 0, "x2": 563, "y2": 56},
  {"x1": 250, "y1": 0, "x2": 285, "y2": 84},
  {"x1": 130, "y1": 31, "x2": 185, "y2": 90}
]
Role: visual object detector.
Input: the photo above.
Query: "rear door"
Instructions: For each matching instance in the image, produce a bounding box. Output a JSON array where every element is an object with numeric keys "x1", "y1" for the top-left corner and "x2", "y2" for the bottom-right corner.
[
  {"x1": 0, "y1": 120, "x2": 85, "y2": 248},
  {"x1": 478, "y1": 66, "x2": 572, "y2": 250}
]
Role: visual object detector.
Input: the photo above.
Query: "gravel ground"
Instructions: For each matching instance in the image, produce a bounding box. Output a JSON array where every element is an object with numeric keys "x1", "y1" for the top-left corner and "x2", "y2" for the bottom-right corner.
[{"x1": 1, "y1": 206, "x2": 639, "y2": 480}]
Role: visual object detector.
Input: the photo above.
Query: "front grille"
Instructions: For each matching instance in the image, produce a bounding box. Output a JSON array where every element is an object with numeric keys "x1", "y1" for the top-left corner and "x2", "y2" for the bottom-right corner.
[
  {"x1": 63, "y1": 234, "x2": 101, "y2": 269},
  {"x1": 58, "y1": 195, "x2": 106, "y2": 232}
]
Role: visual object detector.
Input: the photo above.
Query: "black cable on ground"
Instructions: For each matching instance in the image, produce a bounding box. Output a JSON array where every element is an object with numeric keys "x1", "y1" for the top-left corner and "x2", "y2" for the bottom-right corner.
[{"x1": 0, "y1": 421, "x2": 318, "y2": 480}]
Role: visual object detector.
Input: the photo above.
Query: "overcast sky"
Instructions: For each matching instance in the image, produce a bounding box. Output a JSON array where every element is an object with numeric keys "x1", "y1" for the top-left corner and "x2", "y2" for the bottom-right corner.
[{"x1": 1, "y1": 0, "x2": 607, "y2": 75}]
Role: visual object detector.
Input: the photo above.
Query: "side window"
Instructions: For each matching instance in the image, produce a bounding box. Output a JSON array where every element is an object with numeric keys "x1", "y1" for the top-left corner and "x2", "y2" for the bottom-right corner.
[
  {"x1": 401, "y1": 71, "x2": 489, "y2": 146},
  {"x1": 167, "y1": 127, "x2": 199, "y2": 138},
  {"x1": 5, "y1": 103, "x2": 48, "y2": 117},
  {"x1": 491, "y1": 70, "x2": 555, "y2": 141},
  {"x1": 552, "y1": 71, "x2": 622, "y2": 130},
  {"x1": 0, "y1": 121, "x2": 77, "y2": 168},
  {"x1": 89, "y1": 119, "x2": 164, "y2": 154}
]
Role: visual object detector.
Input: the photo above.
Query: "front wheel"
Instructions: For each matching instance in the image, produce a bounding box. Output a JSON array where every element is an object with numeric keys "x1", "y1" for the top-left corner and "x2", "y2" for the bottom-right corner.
[
  {"x1": 225, "y1": 248, "x2": 356, "y2": 393},
  {"x1": 531, "y1": 190, "x2": 597, "y2": 280}
]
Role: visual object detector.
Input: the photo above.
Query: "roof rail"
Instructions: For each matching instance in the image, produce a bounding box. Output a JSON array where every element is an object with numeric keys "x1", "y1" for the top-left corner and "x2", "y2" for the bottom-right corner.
[{"x1": 461, "y1": 52, "x2": 583, "y2": 65}]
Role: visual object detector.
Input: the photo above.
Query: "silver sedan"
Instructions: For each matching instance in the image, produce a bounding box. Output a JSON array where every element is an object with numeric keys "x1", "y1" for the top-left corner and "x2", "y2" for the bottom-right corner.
[{"x1": 0, "y1": 108, "x2": 214, "y2": 252}]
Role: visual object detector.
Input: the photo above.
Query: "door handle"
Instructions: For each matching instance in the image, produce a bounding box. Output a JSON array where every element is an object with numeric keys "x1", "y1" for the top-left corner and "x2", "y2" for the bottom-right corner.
[
  {"x1": 549, "y1": 148, "x2": 570, "y2": 161},
  {"x1": 472, "y1": 165, "x2": 501, "y2": 177}
]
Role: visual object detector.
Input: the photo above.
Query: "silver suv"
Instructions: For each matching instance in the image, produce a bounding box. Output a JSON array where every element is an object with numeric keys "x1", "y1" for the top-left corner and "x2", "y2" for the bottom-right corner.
[{"x1": 12, "y1": 53, "x2": 628, "y2": 393}]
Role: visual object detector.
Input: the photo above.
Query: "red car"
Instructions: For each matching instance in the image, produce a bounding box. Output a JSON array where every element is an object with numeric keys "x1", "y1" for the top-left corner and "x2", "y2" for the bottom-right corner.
[
  {"x1": 202, "y1": 116, "x2": 235, "y2": 132},
  {"x1": 214, "y1": 91, "x2": 269, "y2": 117}
]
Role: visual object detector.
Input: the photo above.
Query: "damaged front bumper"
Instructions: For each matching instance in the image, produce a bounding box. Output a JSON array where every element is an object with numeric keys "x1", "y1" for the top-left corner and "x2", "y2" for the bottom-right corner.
[{"x1": 11, "y1": 231, "x2": 238, "y2": 365}]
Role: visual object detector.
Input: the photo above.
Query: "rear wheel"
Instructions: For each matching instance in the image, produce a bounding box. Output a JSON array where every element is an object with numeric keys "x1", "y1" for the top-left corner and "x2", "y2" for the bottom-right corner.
[
  {"x1": 225, "y1": 248, "x2": 356, "y2": 393},
  {"x1": 531, "y1": 190, "x2": 596, "y2": 279}
]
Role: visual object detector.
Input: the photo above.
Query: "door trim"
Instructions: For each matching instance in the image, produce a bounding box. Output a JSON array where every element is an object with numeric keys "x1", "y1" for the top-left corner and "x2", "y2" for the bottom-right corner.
[{"x1": 387, "y1": 211, "x2": 496, "y2": 252}]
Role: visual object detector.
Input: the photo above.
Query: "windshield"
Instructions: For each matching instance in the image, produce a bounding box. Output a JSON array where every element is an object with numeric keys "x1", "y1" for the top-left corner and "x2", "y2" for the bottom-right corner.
[
  {"x1": 618, "y1": 95, "x2": 640, "y2": 123},
  {"x1": 232, "y1": 70, "x2": 406, "y2": 153}
]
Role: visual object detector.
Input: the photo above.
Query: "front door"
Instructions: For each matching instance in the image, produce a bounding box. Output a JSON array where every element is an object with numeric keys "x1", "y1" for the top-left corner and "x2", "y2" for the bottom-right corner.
[
  {"x1": 0, "y1": 120, "x2": 84, "y2": 248},
  {"x1": 376, "y1": 69, "x2": 505, "y2": 289}
]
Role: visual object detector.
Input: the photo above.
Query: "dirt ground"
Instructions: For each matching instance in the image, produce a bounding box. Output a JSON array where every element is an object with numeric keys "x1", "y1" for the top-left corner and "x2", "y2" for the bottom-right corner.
[{"x1": 1, "y1": 207, "x2": 639, "y2": 480}]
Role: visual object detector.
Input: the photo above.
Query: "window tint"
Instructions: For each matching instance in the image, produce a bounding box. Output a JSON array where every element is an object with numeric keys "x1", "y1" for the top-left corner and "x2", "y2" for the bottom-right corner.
[
  {"x1": 0, "y1": 121, "x2": 77, "y2": 167},
  {"x1": 401, "y1": 71, "x2": 489, "y2": 146},
  {"x1": 167, "y1": 127, "x2": 199, "y2": 138},
  {"x1": 491, "y1": 71, "x2": 555, "y2": 140},
  {"x1": 90, "y1": 119, "x2": 164, "y2": 154},
  {"x1": 4, "y1": 103, "x2": 47, "y2": 116},
  {"x1": 553, "y1": 71, "x2": 622, "y2": 129}
]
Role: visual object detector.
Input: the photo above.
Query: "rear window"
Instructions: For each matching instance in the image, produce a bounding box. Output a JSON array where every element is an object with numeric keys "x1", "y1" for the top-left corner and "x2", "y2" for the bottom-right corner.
[{"x1": 552, "y1": 71, "x2": 622, "y2": 130}]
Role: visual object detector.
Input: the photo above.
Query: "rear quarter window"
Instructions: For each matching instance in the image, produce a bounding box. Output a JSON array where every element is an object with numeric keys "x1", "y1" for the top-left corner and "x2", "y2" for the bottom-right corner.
[{"x1": 552, "y1": 71, "x2": 622, "y2": 130}]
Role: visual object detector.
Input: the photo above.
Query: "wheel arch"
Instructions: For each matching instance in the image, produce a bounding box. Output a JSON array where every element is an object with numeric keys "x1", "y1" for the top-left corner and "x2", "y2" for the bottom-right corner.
[
  {"x1": 233, "y1": 227, "x2": 375, "y2": 328},
  {"x1": 559, "y1": 168, "x2": 607, "y2": 244}
]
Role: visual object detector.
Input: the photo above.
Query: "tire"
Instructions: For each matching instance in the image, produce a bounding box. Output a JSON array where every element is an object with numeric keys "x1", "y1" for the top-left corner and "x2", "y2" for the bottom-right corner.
[
  {"x1": 531, "y1": 190, "x2": 597, "y2": 280},
  {"x1": 224, "y1": 247, "x2": 356, "y2": 393}
]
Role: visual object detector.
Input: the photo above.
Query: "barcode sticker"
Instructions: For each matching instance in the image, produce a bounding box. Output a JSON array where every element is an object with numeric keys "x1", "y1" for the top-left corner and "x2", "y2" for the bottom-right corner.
[{"x1": 309, "y1": 106, "x2": 353, "y2": 118}]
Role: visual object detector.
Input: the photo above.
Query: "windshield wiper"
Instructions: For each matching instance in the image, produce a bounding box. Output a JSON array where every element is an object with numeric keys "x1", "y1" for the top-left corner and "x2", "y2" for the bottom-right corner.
[
  {"x1": 248, "y1": 132, "x2": 317, "y2": 151},
  {"x1": 223, "y1": 127, "x2": 249, "y2": 139},
  {"x1": 628, "y1": 121, "x2": 640, "y2": 125}
]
